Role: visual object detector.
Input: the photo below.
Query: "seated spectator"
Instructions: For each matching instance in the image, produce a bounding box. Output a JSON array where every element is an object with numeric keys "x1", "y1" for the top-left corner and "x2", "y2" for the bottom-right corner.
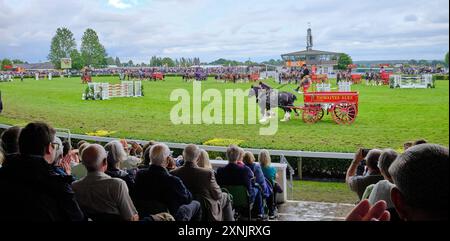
[
  {"x1": 138, "y1": 141, "x2": 158, "y2": 169},
  {"x1": 0, "y1": 122, "x2": 84, "y2": 221},
  {"x1": 72, "y1": 144, "x2": 139, "y2": 221},
  {"x1": 346, "y1": 149, "x2": 384, "y2": 200},
  {"x1": 62, "y1": 139, "x2": 72, "y2": 157},
  {"x1": 0, "y1": 126, "x2": 21, "y2": 165},
  {"x1": 51, "y1": 137, "x2": 74, "y2": 180},
  {"x1": 197, "y1": 149, "x2": 213, "y2": 170},
  {"x1": 243, "y1": 151, "x2": 276, "y2": 219},
  {"x1": 119, "y1": 139, "x2": 142, "y2": 169},
  {"x1": 166, "y1": 155, "x2": 178, "y2": 171},
  {"x1": 131, "y1": 142, "x2": 144, "y2": 157},
  {"x1": 403, "y1": 141, "x2": 414, "y2": 151},
  {"x1": 104, "y1": 141, "x2": 137, "y2": 195},
  {"x1": 0, "y1": 148, "x2": 4, "y2": 167},
  {"x1": 413, "y1": 139, "x2": 428, "y2": 146},
  {"x1": 61, "y1": 140, "x2": 79, "y2": 167},
  {"x1": 259, "y1": 150, "x2": 283, "y2": 194},
  {"x1": 134, "y1": 143, "x2": 202, "y2": 221},
  {"x1": 77, "y1": 140, "x2": 88, "y2": 149},
  {"x1": 139, "y1": 146, "x2": 152, "y2": 169},
  {"x1": 389, "y1": 144, "x2": 448, "y2": 221},
  {"x1": 171, "y1": 144, "x2": 234, "y2": 221},
  {"x1": 259, "y1": 150, "x2": 277, "y2": 184},
  {"x1": 364, "y1": 149, "x2": 397, "y2": 205},
  {"x1": 216, "y1": 145, "x2": 265, "y2": 219},
  {"x1": 71, "y1": 142, "x2": 90, "y2": 179},
  {"x1": 243, "y1": 152, "x2": 270, "y2": 196},
  {"x1": 175, "y1": 155, "x2": 184, "y2": 167},
  {"x1": 1, "y1": 126, "x2": 21, "y2": 155}
]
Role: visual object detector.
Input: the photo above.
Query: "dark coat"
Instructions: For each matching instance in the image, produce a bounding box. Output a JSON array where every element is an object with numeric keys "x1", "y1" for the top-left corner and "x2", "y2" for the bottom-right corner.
[
  {"x1": 0, "y1": 154, "x2": 85, "y2": 221},
  {"x1": 216, "y1": 163, "x2": 255, "y2": 197},
  {"x1": 134, "y1": 165, "x2": 192, "y2": 215}
]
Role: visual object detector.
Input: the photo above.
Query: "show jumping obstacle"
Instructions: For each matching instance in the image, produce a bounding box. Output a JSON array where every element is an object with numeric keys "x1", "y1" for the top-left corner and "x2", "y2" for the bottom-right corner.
[
  {"x1": 83, "y1": 81, "x2": 143, "y2": 100},
  {"x1": 390, "y1": 74, "x2": 434, "y2": 89}
]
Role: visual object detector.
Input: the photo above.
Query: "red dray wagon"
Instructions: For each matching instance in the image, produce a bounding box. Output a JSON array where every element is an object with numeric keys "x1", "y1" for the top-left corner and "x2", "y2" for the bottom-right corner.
[{"x1": 289, "y1": 92, "x2": 359, "y2": 125}]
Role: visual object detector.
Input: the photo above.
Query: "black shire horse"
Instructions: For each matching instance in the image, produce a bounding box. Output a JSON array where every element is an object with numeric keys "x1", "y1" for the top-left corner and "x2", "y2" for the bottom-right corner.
[{"x1": 248, "y1": 83, "x2": 298, "y2": 122}]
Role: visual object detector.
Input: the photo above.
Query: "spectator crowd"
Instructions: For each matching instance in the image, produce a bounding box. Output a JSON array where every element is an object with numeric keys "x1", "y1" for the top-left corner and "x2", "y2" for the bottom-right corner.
[
  {"x1": 0, "y1": 122, "x2": 447, "y2": 222},
  {"x1": 0, "y1": 122, "x2": 282, "y2": 222}
]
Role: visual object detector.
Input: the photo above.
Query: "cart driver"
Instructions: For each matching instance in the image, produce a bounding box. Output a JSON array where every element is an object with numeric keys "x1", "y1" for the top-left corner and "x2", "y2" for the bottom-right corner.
[{"x1": 295, "y1": 64, "x2": 311, "y2": 93}]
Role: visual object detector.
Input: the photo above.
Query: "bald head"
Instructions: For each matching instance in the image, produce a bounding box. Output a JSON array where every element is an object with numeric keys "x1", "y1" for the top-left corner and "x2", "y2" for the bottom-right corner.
[{"x1": 82, "y1": 144, "x2": 108, "y2": 172}]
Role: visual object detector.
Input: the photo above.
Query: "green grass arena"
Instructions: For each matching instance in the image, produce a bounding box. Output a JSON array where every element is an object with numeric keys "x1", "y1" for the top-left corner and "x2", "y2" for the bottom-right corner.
[{"x1": 0, "y1": 76, "x2": 448, "y2": 153}]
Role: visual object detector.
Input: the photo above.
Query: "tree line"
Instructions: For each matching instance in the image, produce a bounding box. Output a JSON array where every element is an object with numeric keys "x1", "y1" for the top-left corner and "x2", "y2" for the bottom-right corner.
[{"x1": 3, "y1": 26, "x2": 449, "y2": 71}]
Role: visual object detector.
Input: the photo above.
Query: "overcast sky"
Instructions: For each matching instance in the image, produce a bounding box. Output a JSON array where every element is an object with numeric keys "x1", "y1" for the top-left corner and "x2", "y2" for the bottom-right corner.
[{"x1": 0, "y1": 0, "x2": 448, "y2": 63}]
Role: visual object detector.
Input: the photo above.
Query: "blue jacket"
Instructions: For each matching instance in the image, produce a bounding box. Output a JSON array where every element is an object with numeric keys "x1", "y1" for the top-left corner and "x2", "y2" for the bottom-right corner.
[
  {"x1": 134, "y1": 165, "x2": 192, "y2": 215},
  {"x1": 246, "y1": 162, "x2": 272, "y2": 198}
]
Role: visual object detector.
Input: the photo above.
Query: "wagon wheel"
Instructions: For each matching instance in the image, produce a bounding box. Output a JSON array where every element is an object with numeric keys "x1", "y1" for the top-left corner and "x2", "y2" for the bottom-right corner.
[
  {"x1": 302, "y1": 105, "x2": 324, "y2": 124},
  {"x1": 331, "y1": 102, "x2": 357, "y2": 125}
]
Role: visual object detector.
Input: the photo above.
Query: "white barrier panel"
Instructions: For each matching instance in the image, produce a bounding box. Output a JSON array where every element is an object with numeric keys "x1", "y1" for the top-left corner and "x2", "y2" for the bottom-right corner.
[
  {"x1": 316, "y1": 83, "x2": 331, "y2": 92},
  {"x1": 338, "y1": 81, "x2": 352, "y2": 91},
  {"x1": 392, "y1": 74, "x2": 434, "y2": 89},
  {"x1": 0, "y1": 74, "x2": 13, "y2": 82}
]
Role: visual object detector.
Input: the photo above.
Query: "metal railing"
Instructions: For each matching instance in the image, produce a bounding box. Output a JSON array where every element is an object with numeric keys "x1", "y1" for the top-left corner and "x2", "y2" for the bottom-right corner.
[{"x1": 1, "y1": 122, "x2": 354, "y2": 159}]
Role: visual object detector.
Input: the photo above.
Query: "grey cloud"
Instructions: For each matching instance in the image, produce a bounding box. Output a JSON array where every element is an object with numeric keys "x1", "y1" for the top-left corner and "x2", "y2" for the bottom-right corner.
[{"x1": 404, "y1": 14, "x2": 418, "y2": 22}]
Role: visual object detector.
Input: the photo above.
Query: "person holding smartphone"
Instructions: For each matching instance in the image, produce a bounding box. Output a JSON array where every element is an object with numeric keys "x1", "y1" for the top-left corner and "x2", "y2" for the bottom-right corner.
[{"x1": 346, "y1": 148, "x2": 384, "y2": 200}]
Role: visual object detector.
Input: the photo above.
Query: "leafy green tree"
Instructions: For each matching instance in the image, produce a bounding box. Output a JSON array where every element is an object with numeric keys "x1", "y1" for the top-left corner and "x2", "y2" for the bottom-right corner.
[
  {"x1": 105, "y1": 57, "x2": 115, "y2": 66},
  {"x1": 150, "y1": 56, "x2": 163, "y2": 66},
  {"x1": 336, "y1": 53, "x2": 353, "y2": 70},
  {"x1": 80, "y1": 28, "x2": 107, "y2": 68},
  {"x1": 418, "y1": 59, "x2": 429, "y2": 66},
  {"x1": 162, "y1": 57, "x2": 175, "y2": 67},
  {"x1": 70, "y1": 49, "x2": 84, "y2": 70},
  {"x1": 48, "y1": 27, "x2": 77, "y2": 69},
  {"x1": 409, "y1": 59, "x2": 418, "y2": 65}
]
